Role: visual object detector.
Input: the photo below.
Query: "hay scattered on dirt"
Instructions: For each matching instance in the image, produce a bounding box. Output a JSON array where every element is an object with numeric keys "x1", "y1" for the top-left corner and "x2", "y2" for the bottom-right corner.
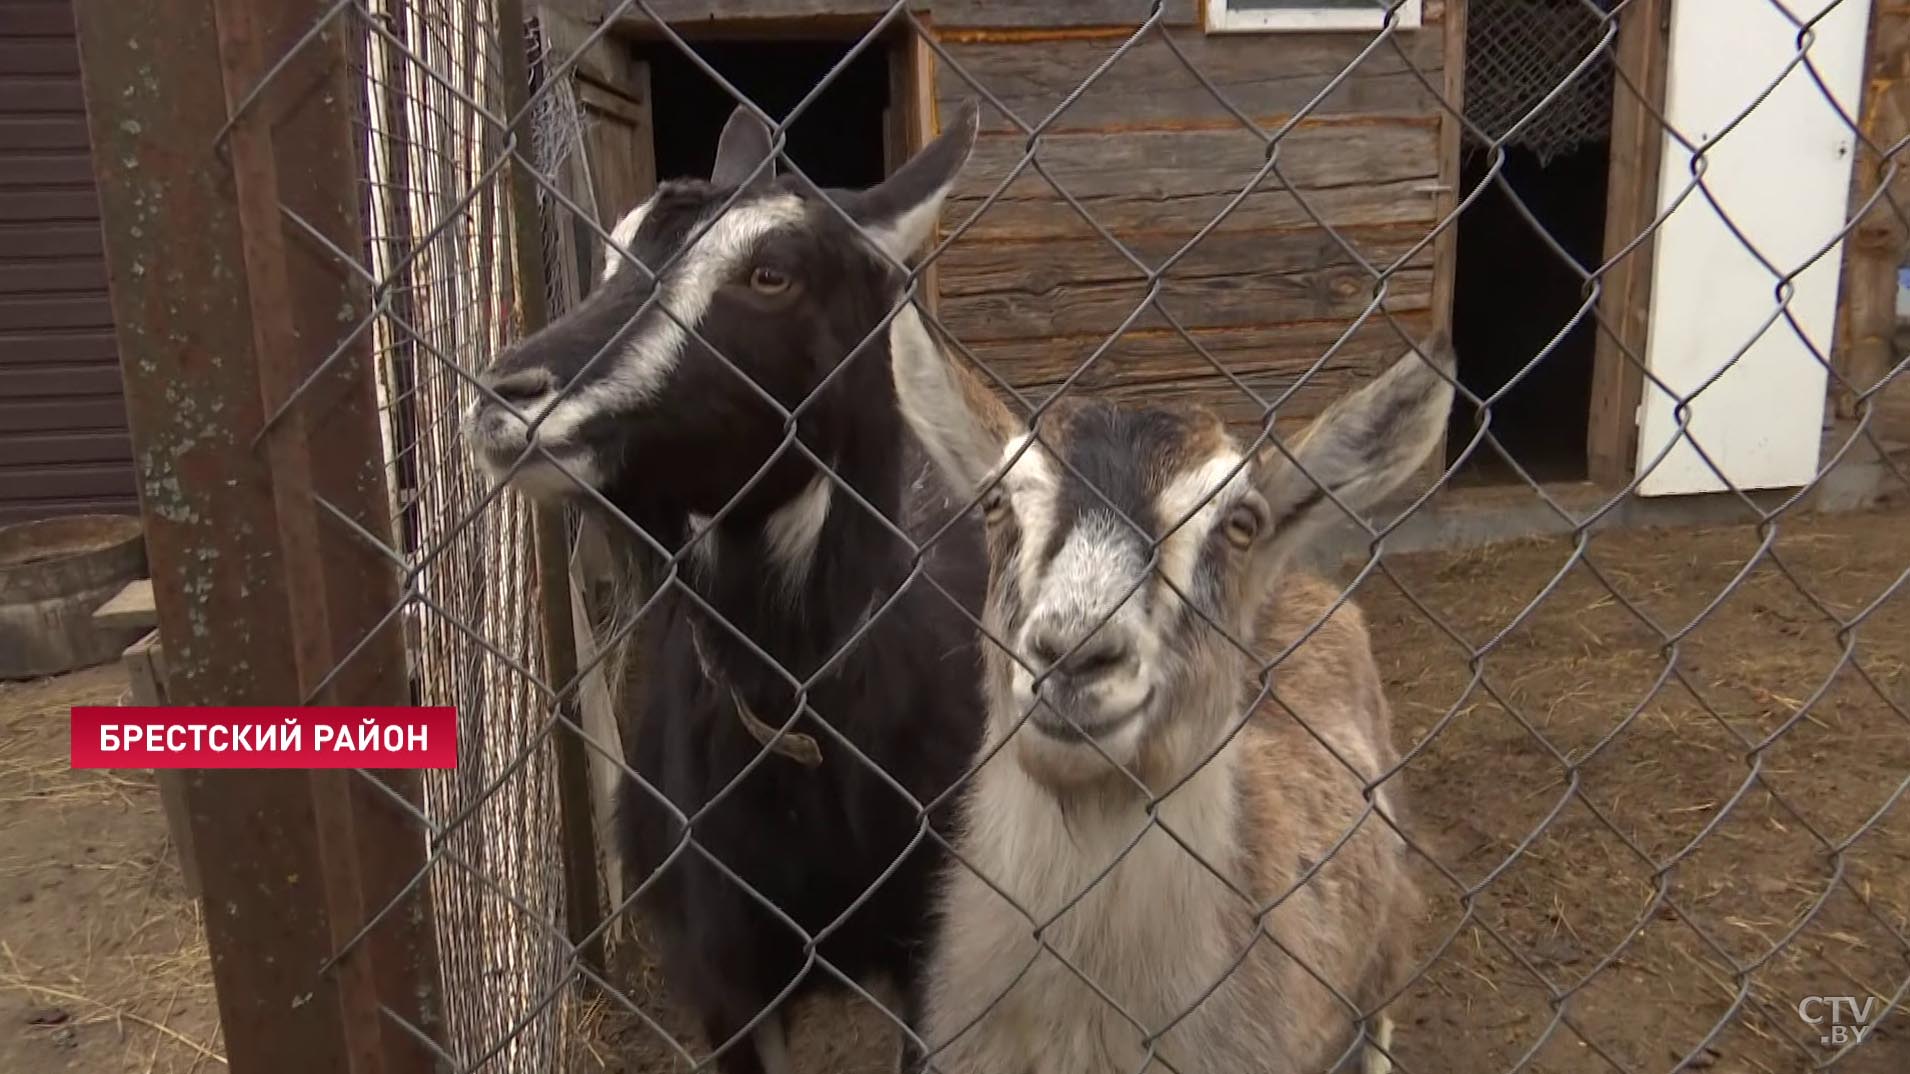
[
  {"x1": 6, "y1": 505, "x2": 1907, "y2": 1074},
  {"x1": 0, "y1": 666, "x2": 222, "y2": 1074},
  {"x1": 1365, "y1": 507, "x2": 1910, "y2": 1074},
  {"x1": 569, "y1": 505, "x2": 1910, "y2": 1074}
]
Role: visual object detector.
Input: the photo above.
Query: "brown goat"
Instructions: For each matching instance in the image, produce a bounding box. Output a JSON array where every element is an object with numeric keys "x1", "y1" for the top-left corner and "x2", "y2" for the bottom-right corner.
[{"x1": 889, "y1": 306, "x2": 1451, "y2": 1073}]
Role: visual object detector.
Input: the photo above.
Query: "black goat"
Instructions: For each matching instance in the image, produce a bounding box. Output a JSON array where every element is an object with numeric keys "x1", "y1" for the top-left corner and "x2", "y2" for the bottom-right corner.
[{"x1": 463, "y1": 103, "x2": 987, "y2": 1074}]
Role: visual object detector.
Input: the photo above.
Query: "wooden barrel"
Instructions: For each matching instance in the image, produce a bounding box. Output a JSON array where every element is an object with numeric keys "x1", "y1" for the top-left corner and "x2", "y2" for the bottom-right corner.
[{"x1": 0, "y1": 515, "x2": 148, "y2": 680}]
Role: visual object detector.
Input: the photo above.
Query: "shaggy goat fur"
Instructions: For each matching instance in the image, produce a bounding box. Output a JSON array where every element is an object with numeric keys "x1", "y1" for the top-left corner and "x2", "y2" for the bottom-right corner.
[
  {"x1": 890, "y1": 312, "x2": 1452, "y2": 1074},
  {"x1": 465, "y1": 105, "x2": 988, "y2": 1074}
]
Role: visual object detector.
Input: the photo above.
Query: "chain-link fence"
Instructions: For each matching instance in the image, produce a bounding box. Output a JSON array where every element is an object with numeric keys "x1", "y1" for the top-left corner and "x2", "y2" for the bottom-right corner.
[{"x1": 75, "y1": 0, "x2": 1910, "y2": 1072}]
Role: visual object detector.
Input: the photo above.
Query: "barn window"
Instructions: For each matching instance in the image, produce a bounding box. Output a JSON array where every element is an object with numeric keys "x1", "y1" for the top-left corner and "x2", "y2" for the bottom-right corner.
[{"x1": 1203, "y1": 0, "x2": 1423, "y2": 33}]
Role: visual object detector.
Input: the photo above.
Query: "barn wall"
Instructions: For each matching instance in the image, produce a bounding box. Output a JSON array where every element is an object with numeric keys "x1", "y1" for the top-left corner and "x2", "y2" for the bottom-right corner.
[
  {"x1": 0, "y1": 0, "x2": 136, "y2": 525},
  {"x1": 594, "y1": 1, "x2": 1199, "y2": 29},
  {"x1": 1835, "y1": 1, "x2": 1910, "y2": 435},
  {"x1": 930, "y1": 10, "x2": 1448, "y2": 431},
  {"x1": 584, "y1": 0, "x2": 1452, "y2": 431}
]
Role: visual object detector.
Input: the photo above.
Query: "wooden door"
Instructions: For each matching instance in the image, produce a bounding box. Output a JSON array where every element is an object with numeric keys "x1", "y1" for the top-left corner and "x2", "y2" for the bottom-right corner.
[
  {"x1": 1634, "y1": 0, "x2": 1873, "y2": 496},
  {"x1": 537, "y1": 7, "x2": 655, "y2": 290},
  {"x1": 532, "y1": 6, "x2": 656, "y2": 916}
]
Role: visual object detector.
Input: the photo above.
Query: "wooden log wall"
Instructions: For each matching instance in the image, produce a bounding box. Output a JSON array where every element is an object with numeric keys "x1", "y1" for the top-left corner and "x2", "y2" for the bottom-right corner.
[
  {"x1": 583, "y1": 0, "x2": 1454, "y2": 433},
  {"x1": 597, "y1": 1, "x2": 1199, "y2": 29},
  {"x1": 930, "y1": 11, "x2": 1450, "y2": 433},
  {"x1": 1837, "y1": 2, "x2": 1910, "y2": 429}
]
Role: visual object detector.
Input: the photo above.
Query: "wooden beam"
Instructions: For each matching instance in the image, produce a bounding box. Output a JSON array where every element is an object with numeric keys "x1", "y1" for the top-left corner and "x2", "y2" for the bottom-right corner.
[
  {"x1": 73, "y1": 1, "x2": 444, "y2": 1070},
  {"x1": 1836, "y1": 4, "x2": 1910, "y2": 419},
  {"x1": 595, "y1": 0, "x2": 1192, "y2": 31},
  {"x1": 1427, "y1": 0, "x2": 1463, "y2": 341},
  {"x1": 938, "y1": 230, "x2": 1434, "y2": 343},
  {"x1": 937, "y1": 28, "x2": 1445, "y2": 134},
  {"x1": 120, "y1": 631, "x2": 200, "y2": 899},
  {"x1": 540, "y1": 4, "x2": 657, "y2": 233},
  {"x1": 967, "y1": 313, "x2": 1435, "y2": 423},
  {"x1": 933, "y1": 0, "x2": 1196, "y2": 28},
  {"x1": 91, "y1": 577, "x2": 156, "y2": 632},
  {"x1": 601, "y1": 4, "x2": 895, "y2": 41},
  {"x1": 535, "y1": 8, "x2": 654, "y2": 965},
  {"x1": 502, "y1": 0, "x2": 607, "y2": 978},
  {"x1": 1587, "y1": 0, "x2": 1670, "y2": 486},
  {"x1": 900, "y1": 22, "x2": 945, "y2": 315}
]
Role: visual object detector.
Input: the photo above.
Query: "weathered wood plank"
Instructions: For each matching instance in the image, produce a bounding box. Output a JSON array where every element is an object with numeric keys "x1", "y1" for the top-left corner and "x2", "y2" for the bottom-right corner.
[
  {"x1": 949, "y1": 175, "x2": 1438, "y2": 241},
  {"x1": 972, "y1": 313, "x2": 1428, "y2": 394},
  {"x1": 541, "y1": 5, "x2": 637, "y2": 90},
  {"x1": 938, "y1": 244, "x2": 1433, "y2": 342},
  {"x1": 599, "y1": 0, "x2": 911, "y2": 24},
  {"x1": 91, "y1": 578, "x2": 156, "y2": 631},
  {"x1": 119, "y1": 631, "x2": 200, "y2": 899},
  {"x1": 897, "y1": 28, "x2": 944, "y2": 312},
  {"x1": 937, "y1": 224, "x2": 1432, "y2": 297},
  {"x1": 1588, "y1": 0, "x2": 1667, "y2": 482},
  {"x1": 938, "y1": 225, "x2": 1432, "y2": 386},
  {"x1": 957, "y1": 120, "x2": 1437, "y2": 200},
  {"x1": 970, "y1": 313, "x2": 1436, "y2": 427},
  {"x1": 937, "y1": 27, "x2": 1445, "y2": 132},
  {"x1": 945, "y1": 121, "x2": 1440, "y2": 238},
  {"x1": 1114, "y1": 377, "x2": 1369, "y2": 434},
  {"x1": 541, "y1": 6, "x2": 654, "y2": 205},
  {"x1": 1426, "y1": 0, "x2": 1463, "y2": 337},
  {"x1": 1832, "y1": 5, "x2": 1910, "y2": 421},
  {"x1": 935, "y1": 0, "x2": 1196, "y2": 28},
  {"x1": 1418, "y1": 0, "x2": 1465, "y2": 490}
]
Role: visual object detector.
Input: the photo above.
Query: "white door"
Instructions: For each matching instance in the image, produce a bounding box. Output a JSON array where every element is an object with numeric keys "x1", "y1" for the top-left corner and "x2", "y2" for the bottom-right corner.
[{"x1": 1635, "y1": 0, "x2": 1872, "y2": 496}]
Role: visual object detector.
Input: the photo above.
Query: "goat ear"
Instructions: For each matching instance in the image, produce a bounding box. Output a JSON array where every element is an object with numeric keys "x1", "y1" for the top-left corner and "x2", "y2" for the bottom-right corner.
[
  {"x1": 890, "y1": 302, "x2": 1019, "y2": 493},
  {"x1": 1254, "y1": 334, "x2": 1456, "y2": 561},
  {"x1": 843, "y1": 100, "x2": 979, "y2": 264},
  {"x1": 711, "y1": 105, "x2": 775, "y2": 191}
]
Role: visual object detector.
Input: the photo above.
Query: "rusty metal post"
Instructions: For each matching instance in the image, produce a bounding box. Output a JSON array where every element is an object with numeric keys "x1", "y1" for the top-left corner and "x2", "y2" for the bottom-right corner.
[
  {"x1": 496, "y1": 0, "x2": 607, "y2": 976},
  {"x1": 73, "y1": 2, "x2": 446, "y2": 1073}
]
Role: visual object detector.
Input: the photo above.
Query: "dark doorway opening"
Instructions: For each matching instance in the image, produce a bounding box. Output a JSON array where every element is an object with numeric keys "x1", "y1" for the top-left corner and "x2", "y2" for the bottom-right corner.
[
  {"x1": 1449, "y1": 140, "x2": 1610, "y2": 484},
  {"x1": 634, "y1": 38, "x2": 891, "y2": 190},
  {"x1": 1449, "y1": 0, "x2": 1624, "y2": 485}
]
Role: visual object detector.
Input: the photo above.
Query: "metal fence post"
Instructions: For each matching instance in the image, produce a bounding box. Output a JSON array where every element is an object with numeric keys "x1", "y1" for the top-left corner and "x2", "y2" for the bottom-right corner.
[{"x1": 73, "y1": 2, "x2": 446, "y2": 1072}]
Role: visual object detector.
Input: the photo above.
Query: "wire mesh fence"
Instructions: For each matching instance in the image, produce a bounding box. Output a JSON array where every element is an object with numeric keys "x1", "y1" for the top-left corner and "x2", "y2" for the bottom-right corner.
[
  {"x1": 1463, "y1": 0, "x2": 1614, "y2": 163},
  {"x1": 358, "y1": 2, "x2": 567, "y2": 1069},
  {"x1": 77, "y1": 0, "x2": 1910, "y2": 1072}
]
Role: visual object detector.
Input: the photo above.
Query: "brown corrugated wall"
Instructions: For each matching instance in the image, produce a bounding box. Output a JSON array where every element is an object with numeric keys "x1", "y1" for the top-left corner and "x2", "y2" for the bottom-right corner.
[{"x1": 0, "y1": 0, "x2": 135, "y2": 526}]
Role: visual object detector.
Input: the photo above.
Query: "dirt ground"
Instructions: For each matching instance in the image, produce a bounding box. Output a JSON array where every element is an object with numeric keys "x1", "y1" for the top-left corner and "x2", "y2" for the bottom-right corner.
[
  {"x1": 1369, "y1": 505, "x2": 1910, "y2": 1074},
  {"x1": 0, "y1": 665, "x2": 220, "y2": 1073},
  {"x1": 580, "y1": 503, "x2": 1910, "y2": 1074},
  {"x1": 5, "y1": 503, "x2": 1907, "y2": 1074}
]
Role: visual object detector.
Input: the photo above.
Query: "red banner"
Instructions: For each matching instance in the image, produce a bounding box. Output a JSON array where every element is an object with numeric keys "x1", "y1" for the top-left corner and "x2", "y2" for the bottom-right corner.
[{"x1": 70, "y1": 707, "x2": 458, "y2": 769}]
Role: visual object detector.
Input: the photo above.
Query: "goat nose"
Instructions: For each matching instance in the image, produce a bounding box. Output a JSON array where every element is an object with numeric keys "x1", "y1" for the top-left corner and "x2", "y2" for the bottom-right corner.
[
  {"x1": 1026, "y1": 624, "x2": 1132, "y2": 685},
  {"x1": 480, "y1": 366, "x2": 555, "y2": 408}
]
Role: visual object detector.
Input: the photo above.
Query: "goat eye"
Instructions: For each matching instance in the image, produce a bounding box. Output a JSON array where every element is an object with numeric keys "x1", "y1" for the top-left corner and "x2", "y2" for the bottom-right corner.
[
  {"x1": 1224, "y1": 505, "x2": 1261, "y2": 549},
  {"x1": 749, "y1": 266, "x2": 791, "y2": 295}
]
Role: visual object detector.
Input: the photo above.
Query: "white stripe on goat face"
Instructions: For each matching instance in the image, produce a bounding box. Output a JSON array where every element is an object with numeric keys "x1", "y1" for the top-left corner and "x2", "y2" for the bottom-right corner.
[
  {"x1": 537, "y1": 193, "x2": 808, "y2": 444},
  {"x1": 1039, "y1": 511, "x2": 1149, "y2": 630},
  {"x1": 1151, "y1": 450, "x2": 1247, "y2": 617},
  {"x1": 600, "y1": 200, "x2": 653, "y2": 283},
  {"x1": 1007, "y1": 486, "x2": 1159, "y2": 721},
  {"x1": 997, "y1": 433, "x2": 1060, "y2": 603}
]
